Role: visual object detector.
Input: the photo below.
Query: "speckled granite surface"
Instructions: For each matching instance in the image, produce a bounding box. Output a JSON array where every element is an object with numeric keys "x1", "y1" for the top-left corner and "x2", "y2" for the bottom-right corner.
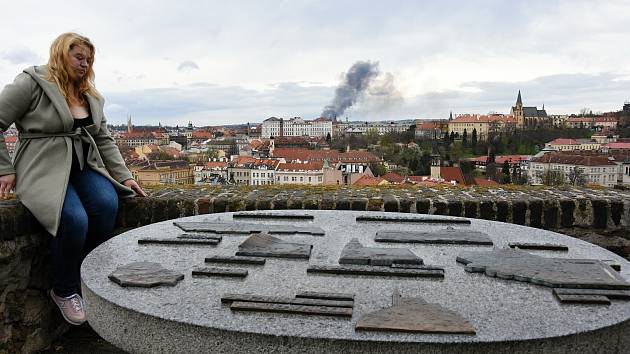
[{"x1": 81, "y1": 211, "x2": 630, "y2": 353}]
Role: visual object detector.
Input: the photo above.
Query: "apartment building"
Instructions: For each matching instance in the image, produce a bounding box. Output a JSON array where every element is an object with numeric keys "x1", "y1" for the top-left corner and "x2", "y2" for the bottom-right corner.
[
  {"x1": 544, "y1": 138, "x2": 601, "y2": 151},
  {"x1": 448, "y1": 114, "x2": 516, "y2": 141},
  {"x1": 529, "y1": 152, "x2": 618, "y2": 187},
  {"x1": 131, "y1": 160, "x2": 194, "y2": 185},
  {"x1": 261, "y1": 117, "x2": 332, "y2": 138}
]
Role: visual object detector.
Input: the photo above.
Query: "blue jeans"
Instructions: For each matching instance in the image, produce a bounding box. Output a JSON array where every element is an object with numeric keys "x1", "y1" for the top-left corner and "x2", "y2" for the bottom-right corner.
[{"x1": 51, "y1": 165, "x2": 118, "y2": 297}]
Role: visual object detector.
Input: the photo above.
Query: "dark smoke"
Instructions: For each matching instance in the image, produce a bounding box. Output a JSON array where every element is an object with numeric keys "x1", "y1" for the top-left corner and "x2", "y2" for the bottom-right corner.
[{"x1": 321, "y1": 61, "x2": 380, "y2": 119}]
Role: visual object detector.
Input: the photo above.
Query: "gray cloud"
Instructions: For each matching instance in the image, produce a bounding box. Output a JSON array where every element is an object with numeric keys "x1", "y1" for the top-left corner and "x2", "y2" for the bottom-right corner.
[
  {"x1": 177, "y1": 61, "x2": 199, "y2": 72},
  {"x1": 1, "y1": 47, "x2": 40, "y2": 64},
  {"x1": 102, "y1": 72, "x2": 630, "y2": 126},
  {"x1": 103, "y1": 81, "x2": 333, "y2": 126},
  {"x1": 410, "y1": 72, "x2": 630, "y2": 119}
]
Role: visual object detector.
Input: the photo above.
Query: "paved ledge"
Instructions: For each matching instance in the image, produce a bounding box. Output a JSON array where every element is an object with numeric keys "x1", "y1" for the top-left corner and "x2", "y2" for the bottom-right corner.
[{"x1": 1, "y1": 185, "x2": 629, "y2": 353}]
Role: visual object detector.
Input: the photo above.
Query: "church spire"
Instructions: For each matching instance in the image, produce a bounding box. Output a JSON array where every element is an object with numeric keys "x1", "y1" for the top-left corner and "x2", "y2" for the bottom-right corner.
[
  {"x1": 449, "y1": 111, "x2": 453, "y2": 120},
  {"x1": 516, "y1": 90, "x2": 523, "y2": 106}
]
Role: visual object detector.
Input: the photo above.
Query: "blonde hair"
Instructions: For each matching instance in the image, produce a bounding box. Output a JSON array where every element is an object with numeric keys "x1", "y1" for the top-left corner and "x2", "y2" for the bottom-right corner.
[{"x1": 46, "y1": 32, "x2": 101, "y2": 105}]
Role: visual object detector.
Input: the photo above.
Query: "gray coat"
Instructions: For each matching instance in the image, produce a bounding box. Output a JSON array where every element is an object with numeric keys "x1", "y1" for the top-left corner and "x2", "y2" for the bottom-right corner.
[{"x1": 0, "y1": 65, "x2": 134, "y2": 236}]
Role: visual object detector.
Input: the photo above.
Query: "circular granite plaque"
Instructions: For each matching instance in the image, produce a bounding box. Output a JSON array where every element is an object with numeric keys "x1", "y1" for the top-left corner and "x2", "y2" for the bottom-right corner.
[{"x1": 81, "y1": 211, "x2": 630, "y2": 354}]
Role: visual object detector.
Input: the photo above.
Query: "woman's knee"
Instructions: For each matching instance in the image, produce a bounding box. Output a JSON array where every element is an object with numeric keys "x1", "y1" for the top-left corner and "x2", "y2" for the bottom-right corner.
[{"x1": 94, "y1": 192, "x2": 119, "y2": 218}]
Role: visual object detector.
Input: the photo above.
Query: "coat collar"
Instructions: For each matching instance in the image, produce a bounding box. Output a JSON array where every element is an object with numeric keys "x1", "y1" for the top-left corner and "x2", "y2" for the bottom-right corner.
[{"x1": 23, "y1": 65, "x2": 103, "y2": 132}]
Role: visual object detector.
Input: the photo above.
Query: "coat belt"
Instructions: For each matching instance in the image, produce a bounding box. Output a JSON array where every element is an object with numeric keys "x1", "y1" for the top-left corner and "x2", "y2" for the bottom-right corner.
[{"x1": 18, "y1": 128, "x2": 105, "y2": 168}]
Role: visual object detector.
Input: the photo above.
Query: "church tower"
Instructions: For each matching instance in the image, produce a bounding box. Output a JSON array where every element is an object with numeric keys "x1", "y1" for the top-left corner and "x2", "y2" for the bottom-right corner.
[
  {"x1": 127, "y1": 115, "x2": 133, "y2": 134},
  {"x1": 511, "y1": 90, "x2": 525, "y2": 129},
  {"x1": 430, "y1": 154, "x2": 441, "y2": 179}
]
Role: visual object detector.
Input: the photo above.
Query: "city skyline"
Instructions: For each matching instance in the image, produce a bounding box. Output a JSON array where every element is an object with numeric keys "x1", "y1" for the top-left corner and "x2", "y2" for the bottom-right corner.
[{"x1": 1, "y1": 1, "x2": 629, "y2": 126}]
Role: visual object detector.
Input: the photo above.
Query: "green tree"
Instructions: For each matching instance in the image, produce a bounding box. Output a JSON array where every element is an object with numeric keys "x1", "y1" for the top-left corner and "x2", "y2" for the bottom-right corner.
[
  {"x1": 501, "y1": 160, "x2": 511, "y2": 184},
  {"x1": 539, "y1": 170, "x2": 565, "y2": 186},
  {"x1": 462, "y1": 129, "x2": 468, "y2": 148},
  {"x1": 326, "y1": 132, "x2": 332, "y2": 143},
  {"x1": 370, "y1": 163, "x2": 387, "y2": 177},
  {"x1": 471, "y1": 128, "x2": 478, "y2": 150}
]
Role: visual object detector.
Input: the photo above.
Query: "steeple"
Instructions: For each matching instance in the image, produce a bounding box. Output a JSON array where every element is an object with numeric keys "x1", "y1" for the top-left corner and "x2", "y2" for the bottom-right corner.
[
  {"x1": 449, "y1": 111, "x2": 453, "y2": 120},
  {"x1": 516, "y1": 90, "x2": 523, "y2": 106}
]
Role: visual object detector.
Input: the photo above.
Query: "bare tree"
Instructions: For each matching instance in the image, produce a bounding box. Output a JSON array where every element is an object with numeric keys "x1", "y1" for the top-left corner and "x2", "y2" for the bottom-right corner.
[{"x1": 567, "y1": 167, "x2": 587, "y2": 186}]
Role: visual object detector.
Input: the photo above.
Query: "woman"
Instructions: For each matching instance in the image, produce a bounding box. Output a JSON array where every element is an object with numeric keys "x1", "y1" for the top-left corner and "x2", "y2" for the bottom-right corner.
[{"x1": 0, "y1": 33, "x2": 147, "y2": 325}]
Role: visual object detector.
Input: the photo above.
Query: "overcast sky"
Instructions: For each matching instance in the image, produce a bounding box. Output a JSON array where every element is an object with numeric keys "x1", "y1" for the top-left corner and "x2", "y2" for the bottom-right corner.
[{"x1": 1, "y1": 0, "x2": 629, "y2": 126}]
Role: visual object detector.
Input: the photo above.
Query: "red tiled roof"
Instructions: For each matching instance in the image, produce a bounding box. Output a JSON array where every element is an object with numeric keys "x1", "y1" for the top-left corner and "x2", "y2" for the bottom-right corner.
[
  {"x1": 474, "y1": 178, "x2": 499, "y2": 186},
  {"x1": 250, "y1": 139, "x2": 264, "y2": 150},
  {"x1": 271, "y1": 148, "x2": 380, "y2": 163},
  {"x1": 450, "y1": 114, "x2": 516, "y2": 124},
  {"x1": 353, "y1": 175, "x2": 384, "y2": 186},
  {"x1": 205, "y1": 162, "x2": 228, "y2": 169},
  {"x1": 440, "y1": 167, "x2": 466, "y2": 184},
  {"x1": 548, "y1": 138, "x2": 578, "y2": 145},
  {"x1": 605, "y1": 142, "x2": 630, "y2": 149},
  {"x1": 277, "y1": 162, "x2": 324, "y2": 172},
  {"x1": 121, "y1": 131, "x2": 161, "y2": 139},
  {"x1": 192, "y1": 131, "x2": 214, "y2": 139},
  {"x1": 406, "y1": 176, "x2": 426, "y2": 183},
  {"x1": 381, "y1": 172, "x2": 405, "y2": 183},
  {"x1": 531, "y1": 152, "x2": 617, "y2": 166},
  {"x1": 468, "y1": 155, "x2": 530, "y2": 164}
]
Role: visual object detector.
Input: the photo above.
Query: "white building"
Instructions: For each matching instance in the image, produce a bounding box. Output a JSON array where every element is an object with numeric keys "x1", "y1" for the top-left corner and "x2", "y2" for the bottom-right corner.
[
  {"x1": 227, "y1": 157, "x2": 280, "y2": 185},
  {"x1": 261, "y1": 117, "x2": 332, "y2": 139},
  {"x1": 529, "y1": 152, "x2": 619, "y2": 187},
  {"x1": 274, "y1": 161, "x2": 343, "y2": 185},
  {"x1": 544, "y1": 138, "x2": 601, "y2": 152}
]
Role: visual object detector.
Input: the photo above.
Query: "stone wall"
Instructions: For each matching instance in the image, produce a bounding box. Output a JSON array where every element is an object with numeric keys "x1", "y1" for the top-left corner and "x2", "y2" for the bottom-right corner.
[{"x1": 1, "y1": 185, "x2": 629, "y2": 353}]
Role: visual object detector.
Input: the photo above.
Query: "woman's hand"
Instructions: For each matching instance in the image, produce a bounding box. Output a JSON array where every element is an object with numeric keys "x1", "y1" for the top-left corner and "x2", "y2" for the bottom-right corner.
[
  {"x1": 0, "y1": 174, "x2": 16, "y2": 199},
  {"x1": 123, "y1": 178, "x2": 148, "y2": 197}
]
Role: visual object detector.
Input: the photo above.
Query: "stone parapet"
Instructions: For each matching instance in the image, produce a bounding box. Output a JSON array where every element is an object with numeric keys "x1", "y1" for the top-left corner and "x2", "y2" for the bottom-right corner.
[{"x1": 1, "y1": 185, "x2": 629, "y2": 353}]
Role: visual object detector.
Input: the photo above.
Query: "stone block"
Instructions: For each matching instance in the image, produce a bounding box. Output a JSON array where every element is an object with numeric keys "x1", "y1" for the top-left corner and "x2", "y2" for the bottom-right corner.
[
  {"x1": 213, "y1": 196, "x2": 228, "y2": 213},
  {"x1": 447, "y1": 201, "x2": 463, "y2": 217},
  {"x1": 415, "y1": 199, "x2": 430, "y2": 214},
  {"x1": 528, "y1": 199, "x2": 543, "y2": 228},
  {"x1": 543, "y1": 200, "x2": 559, "y2": 230},
  {"x1": 335, "y1": 198, "x2": 350, "y2": 210},
  {"x1": 610, "y1": 200, "x2": 624, "y2": 227},
  {"x1": 320, "y1": 196, "x2": 335, "y2": 210},
  {"x1": 150, "y1": 198, "x2": 168, "y2": 223},
  {"x1": 167, "y1": 198, "x2": 184, "y2": 219},
  {"x1": 383, "y1": 195, "x2": 399, "y2": 212},
  {"x1": 227, "y1": 197, "x2": 245, "y2": 212},
  {"x1": 350, "y1": 198, "x2": 367, "y2": 211},
  {"x1": 287, "y1": 197, "x2": 304, "y2": 210},
  {"x1": 398, "y1": 197, "x2": 412, "y2": 213},
  {"x1": 464, "y1": 200, "x2": 479, "y2": 218},
  {"x1": 479, "y1": 201, "x2": 495, "y2": 220},
  {"x1": 367, "y1": 198, "x2": 383, "y2": 211},
  {"x1": 257, "y1": 197, "x2": 272, "y2": 210},
  {"x1": 433, "y1": 201, "x2": 448, "y2": 215},
  {"x1": 512, "y1": 200, "x2": 527, "y2": 225},
  {"x1": 272, "y1": 196, "x2": 288, "y2": 210},
  {"x1": 303, "y1": 198, "x2": 320, "y2": 210},
  {"x1": 496, "y1": 201, "x2": 509, "y2": 222},
  {"x1": 591, "y1": 199, "x2": 609, "y2": 229},
  {"x1": 196, "y1": 197, "x2": 211, "y2": 215},
  {"x1": 244, "y1": 195, "x2": 257, "y2": 211},
  {"x1": 559, "y1": 199, "x2": 575, "y2": 228}
]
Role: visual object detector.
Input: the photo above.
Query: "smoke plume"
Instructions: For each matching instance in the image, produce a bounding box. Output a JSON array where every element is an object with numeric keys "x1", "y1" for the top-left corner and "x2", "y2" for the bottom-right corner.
[{"x1": 321, "y1": 61, "x2": 380, "y2": 119}]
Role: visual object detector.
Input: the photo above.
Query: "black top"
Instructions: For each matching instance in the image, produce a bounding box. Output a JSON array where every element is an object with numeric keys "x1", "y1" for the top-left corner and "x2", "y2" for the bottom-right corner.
[
  {"x1": 72, "y1": 115, "x2": 94, "y2": 130},
  {"x1": 71, "y1": 115, "x2": 94, "y2": 171}
]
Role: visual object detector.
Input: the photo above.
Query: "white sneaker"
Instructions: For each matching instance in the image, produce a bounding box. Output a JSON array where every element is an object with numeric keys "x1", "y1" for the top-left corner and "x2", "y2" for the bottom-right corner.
[{"x1": 50, "y1": 290, "x2": 86, "y2": 325}]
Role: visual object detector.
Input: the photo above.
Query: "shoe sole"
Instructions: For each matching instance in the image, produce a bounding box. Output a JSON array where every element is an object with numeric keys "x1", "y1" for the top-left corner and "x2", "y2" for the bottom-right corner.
[{"x1": 50, "y1": 290, "x2": 87, "y2": 326}]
